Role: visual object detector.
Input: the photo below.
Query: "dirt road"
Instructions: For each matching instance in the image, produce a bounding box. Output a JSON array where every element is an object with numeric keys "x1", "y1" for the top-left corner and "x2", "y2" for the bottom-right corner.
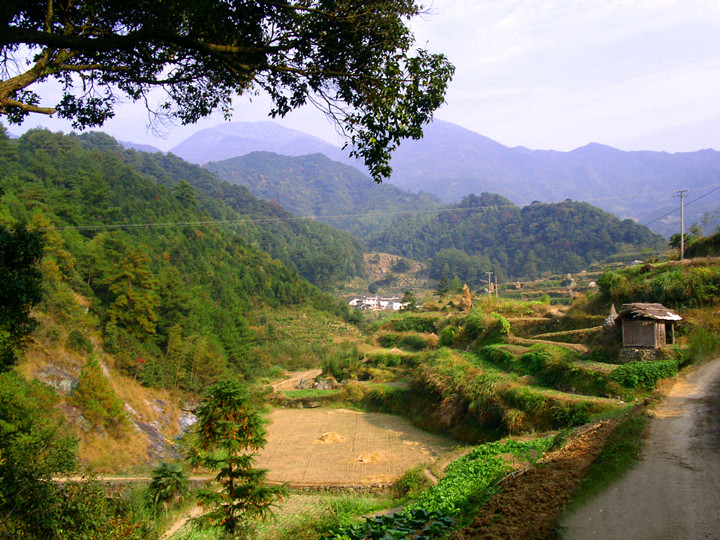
[{"x1": 560, "y1": 358, "x2": 720, "y2": 539}]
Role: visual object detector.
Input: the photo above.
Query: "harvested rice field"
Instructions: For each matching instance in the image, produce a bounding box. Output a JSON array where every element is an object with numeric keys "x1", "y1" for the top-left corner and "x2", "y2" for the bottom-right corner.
[{"x1": 255, "y1": 408, "x2": 459, "y2": 486}]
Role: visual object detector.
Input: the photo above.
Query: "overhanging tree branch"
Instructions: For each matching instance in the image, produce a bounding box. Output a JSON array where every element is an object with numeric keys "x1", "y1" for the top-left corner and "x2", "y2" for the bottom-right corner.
[{"x1": 1, "y1": 0, "x2": 454, "y2": 181}]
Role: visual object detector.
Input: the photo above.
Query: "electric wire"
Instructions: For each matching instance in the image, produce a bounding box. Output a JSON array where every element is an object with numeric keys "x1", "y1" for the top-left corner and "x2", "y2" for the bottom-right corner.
[{"x1": 35, "y1": 173, "x2": 720, "y2": 233}]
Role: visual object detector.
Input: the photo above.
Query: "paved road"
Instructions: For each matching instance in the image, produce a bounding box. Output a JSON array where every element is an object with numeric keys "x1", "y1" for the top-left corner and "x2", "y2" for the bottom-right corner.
[{"x1": 560, "y1": 358, "x2": 720, "y2": 539}]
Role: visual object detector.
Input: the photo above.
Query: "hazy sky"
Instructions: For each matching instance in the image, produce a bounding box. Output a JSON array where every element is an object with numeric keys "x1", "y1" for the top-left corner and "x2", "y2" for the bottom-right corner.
[{"x1": 10, "y1": 0, "x2": 720, "y2": 153}]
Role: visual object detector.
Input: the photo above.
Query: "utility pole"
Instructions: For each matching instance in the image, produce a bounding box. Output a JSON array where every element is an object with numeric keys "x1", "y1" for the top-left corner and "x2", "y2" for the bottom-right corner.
[
  {"x1": 676, "y1": 190, "x2": 688, "y2": 260},
  {"x1": 486, "y1": 271, "x2": 493, "y2": 295}
]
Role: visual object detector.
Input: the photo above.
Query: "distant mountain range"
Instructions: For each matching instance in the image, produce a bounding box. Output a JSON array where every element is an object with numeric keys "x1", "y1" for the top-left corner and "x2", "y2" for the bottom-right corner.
[
  {"x1": 165, "y1": 120, "x2": 720, "y2": 237},
  {"x1": 119, "y1": 140, "x2": 162, "y2": 153},
  {"x1": 385, "y1": 121, "x2": 720, "y2": 237}
]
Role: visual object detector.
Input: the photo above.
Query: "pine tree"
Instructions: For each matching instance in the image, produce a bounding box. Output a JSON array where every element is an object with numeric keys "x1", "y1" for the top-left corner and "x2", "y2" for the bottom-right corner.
[
  {"x1": 70, "y1": 357, "x2": 129, "y2": 436},
  {"x1": 188, "y1": 379, "x2": 283, "y2": 538},
  {"x1": 105, "y1": 249, "x2": 159, "y2": 338}
]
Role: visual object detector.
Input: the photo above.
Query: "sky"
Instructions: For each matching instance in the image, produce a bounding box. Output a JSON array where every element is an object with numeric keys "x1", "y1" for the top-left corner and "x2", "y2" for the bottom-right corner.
[{"x1": 9, "y1": 0, "x2": 720, "y2": 153}]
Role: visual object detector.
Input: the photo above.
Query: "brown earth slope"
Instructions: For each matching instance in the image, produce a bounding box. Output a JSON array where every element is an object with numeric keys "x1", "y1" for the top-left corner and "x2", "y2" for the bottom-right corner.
[{"x1": 451, "y1": 421, "x2": 618, "y2": 540}]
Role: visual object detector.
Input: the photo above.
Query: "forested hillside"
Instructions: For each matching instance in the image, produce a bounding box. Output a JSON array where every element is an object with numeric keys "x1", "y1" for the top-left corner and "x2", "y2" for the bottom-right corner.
[
  {"x1": 204, "y1": 151, "x2": 442, "y2": 242},
  {"x1": 0, "y1": 127, "x2": 361, "y2": 387},
  {"x1": 369, "y1": 193, "x2": 665, "y2": 283},
  {"x1": 77, "y1": 132, "x2": 366, "y2": 289}
]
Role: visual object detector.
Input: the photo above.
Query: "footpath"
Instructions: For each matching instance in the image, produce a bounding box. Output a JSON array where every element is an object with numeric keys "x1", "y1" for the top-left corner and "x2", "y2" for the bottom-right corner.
[{"x1": 560, "y1": 357, "x2": 720, "y2": 539}]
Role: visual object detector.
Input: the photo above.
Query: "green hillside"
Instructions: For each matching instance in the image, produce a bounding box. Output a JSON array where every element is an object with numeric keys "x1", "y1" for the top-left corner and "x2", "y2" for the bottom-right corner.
[
  {"x1": 204, "y1": 151, "x2": 442, "y2": 242},
  {"x1": 368, "y1": 193, "x2": 666, "y2": 283},
  {"x1": 0, "y1": 127, "x2": 361, "y2": 386},
  {"x1": 76, "y1": 132, "x2": 366, "y2": 289}
]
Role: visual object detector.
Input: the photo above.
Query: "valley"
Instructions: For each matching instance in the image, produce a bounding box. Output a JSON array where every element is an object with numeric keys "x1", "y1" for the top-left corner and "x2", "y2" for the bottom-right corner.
[
  {"x1": 1, "y1": 126, "x2": 719, "y2": 539},
  {"x1": 4, "y1": 2, "x2": 720, "y2": 539}
]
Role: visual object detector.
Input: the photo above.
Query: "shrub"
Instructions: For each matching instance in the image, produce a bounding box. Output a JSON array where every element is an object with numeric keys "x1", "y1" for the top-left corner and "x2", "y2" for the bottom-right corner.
[
  {"x1": 439, "y1": 325, "x2": 459, "y2": 347},
  {"x1": 376, "y1": 332, "x2": 401, "y2": 348},
  {"x1": 343, "y1": 380, "x2": 369, "y2": 401},
  {"x1": 520, "y1": 349, "x2": 552, "y2": 373},
  {"x1": 65, "y1": 329, "x2": 94, "y2": 354},
  {"x1": 147, "y1": 462, "x2": 188, "y2": 512},
  {"x1": 267, "y1": 365, "x2": 285, "y2": 379},
  {"x1": 322, "y1": 345, "x2": 361, "y2": 382},
  {"x1": 366, "y1": 351, "x2": 415, "y2": 367},
  {"x1": 463, "y1": 309, "x2": 484, "y2": 339},
  {"x1": 461, "y1": 310, "x2": 510, "y2": 345},
  {"x1": 609, "y1": 360, "x2": 679, "y2": 389},
  {"x1": 394, "y1": 465, "x2": 431, "y2": 498},
  {"x1": 504, "y1": 386, "x2": 548, "y2": 414},
  {"x1": 550, "y1": 401, "x2": 591, "y2": 428},
  {"x1": 478, "y1": 346, "x2": 517, "y2": 371},
  {"x1": 70, "y1": 357, "x2": 130, "y2": 436},
  {"x1": 387, "y1": 314, "x2": 439, "y2": 333},
  {"x1": 378, "y1": 332, "x2": 432, "y2": 351},
  {"x1": 686, "y1": 327, "x2": 720, "y2": 363}
]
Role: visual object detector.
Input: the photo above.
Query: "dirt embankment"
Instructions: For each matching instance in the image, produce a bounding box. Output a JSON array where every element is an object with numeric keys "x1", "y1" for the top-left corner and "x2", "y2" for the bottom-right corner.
[
  {"x1": 270, "y1": 369, "x2": 322, "y2": 392},
  {"x1": 451, "y1": 421, "x2": 619, "y2": 540}
]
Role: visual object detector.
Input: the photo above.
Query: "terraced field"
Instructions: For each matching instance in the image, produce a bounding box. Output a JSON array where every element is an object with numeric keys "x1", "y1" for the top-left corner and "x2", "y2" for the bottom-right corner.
[{"x1": 255, "y1": 408, "x2": 458, "y2": 486}]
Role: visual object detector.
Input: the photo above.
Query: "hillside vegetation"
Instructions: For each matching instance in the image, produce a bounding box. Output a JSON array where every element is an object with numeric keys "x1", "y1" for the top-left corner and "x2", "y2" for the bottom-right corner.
[
  {"x1": 204, "y1": 151, "x2": 442, "y2": 243},
  {"x1": 78, "y1": 132, "x2": 366, "y2": 289},
  {"x1": 368, "y1": 193, "x2": 665, "y2": 283},
  {"x1": 0, "y1": 127, "x2": 362, "y2": 389}
]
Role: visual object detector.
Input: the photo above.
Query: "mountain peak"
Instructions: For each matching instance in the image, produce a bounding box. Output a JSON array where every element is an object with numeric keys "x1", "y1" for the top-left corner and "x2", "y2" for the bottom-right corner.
[{"x1": 169, "y1": 121, "x2": 352, "y2": 166}]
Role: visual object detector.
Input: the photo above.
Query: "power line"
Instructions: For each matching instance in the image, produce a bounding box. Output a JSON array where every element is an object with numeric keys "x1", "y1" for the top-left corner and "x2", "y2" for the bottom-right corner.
[
  {"x1": 642, "y1": 184, "x2": 720, "y2": 227},
  {"x1": 35, "y1": 175, "x2": 720, "y2": 233}
]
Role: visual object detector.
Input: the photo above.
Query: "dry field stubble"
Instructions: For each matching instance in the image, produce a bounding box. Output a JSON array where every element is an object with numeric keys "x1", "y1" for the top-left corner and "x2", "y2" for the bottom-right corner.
[{"x1": 256, "y1": 408, "x2": 459, "y2": 486}]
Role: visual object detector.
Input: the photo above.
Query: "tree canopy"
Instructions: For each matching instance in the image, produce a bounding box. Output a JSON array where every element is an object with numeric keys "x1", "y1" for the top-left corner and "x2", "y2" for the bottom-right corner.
[
  {"x1": 0, "y1": 223, "x2": 44, "y2": 370},
  {"x1": 1, "y1": 0, "x2": 454, "y2": 180}
]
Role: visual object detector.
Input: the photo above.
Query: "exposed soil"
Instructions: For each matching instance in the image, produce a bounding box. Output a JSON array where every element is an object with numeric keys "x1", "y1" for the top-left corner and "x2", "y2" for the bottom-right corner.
[
  {"x1": 271, "y1": 369, "x2": 322, "y2": 392},
  {"x1": 451, "y1": 421, "x2": 618, "y2": 540},
  {"x1": 560, "y1": 357, "x2": 720, "y2": 539},
  {"x1": 255, "y1": 408, "x2": 458, "y2": 486}
]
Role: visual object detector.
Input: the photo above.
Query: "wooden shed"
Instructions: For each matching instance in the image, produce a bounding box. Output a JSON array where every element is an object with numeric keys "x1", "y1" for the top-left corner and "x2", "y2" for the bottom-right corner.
[{"x1": 616, "y1": 303, "x2": 682, "y2": 349}]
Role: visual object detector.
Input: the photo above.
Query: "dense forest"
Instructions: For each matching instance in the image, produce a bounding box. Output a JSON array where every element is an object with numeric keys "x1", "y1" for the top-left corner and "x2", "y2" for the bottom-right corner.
[
  {"x1": 204, "y1": 151, "x2": 442, "y2": 242},
  {"x1": 0, "y1": 127, "x2": 361, "y2": 388},
  {"x1": 79, "y1": 132, "x2": 366, "y2": 289},
  {"x1": 368, "y1": 193, "x2": 665, "y2": 284}
]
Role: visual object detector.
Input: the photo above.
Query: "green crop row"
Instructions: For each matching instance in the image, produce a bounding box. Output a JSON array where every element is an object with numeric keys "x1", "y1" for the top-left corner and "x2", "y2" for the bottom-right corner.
[
  {"x1": 405, "y1": 438, "x2": 553, "y2": 516},
  {"x1": 321, "y1": 508, "x2": 455, "y2": 540},
  {"x1": 609, "y1": 360, "x2": 679, "y2": 389}
]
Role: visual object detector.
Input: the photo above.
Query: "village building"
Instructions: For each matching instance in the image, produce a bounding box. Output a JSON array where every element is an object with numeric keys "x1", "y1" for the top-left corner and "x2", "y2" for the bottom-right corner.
[
  {"x1": 347, "y1": 295, "x2": 405, "y2": 311},
  {"x1": 615, "y1": 303, "x2": 682, "y2": 349}
]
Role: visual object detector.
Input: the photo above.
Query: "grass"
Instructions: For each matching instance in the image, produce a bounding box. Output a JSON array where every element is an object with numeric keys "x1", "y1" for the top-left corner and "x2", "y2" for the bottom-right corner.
[
  {"x1": 257, "y1": 492, "x2": 397, "y2": 540},
  {"x1": 562, "y1": 408, "x2": 649, "y2": 515}
]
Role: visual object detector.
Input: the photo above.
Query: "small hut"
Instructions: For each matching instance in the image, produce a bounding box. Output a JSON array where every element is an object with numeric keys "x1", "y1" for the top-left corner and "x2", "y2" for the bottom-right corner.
[{"x1": 616, "y1": 303, "x2": 682, "y2": 349}]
